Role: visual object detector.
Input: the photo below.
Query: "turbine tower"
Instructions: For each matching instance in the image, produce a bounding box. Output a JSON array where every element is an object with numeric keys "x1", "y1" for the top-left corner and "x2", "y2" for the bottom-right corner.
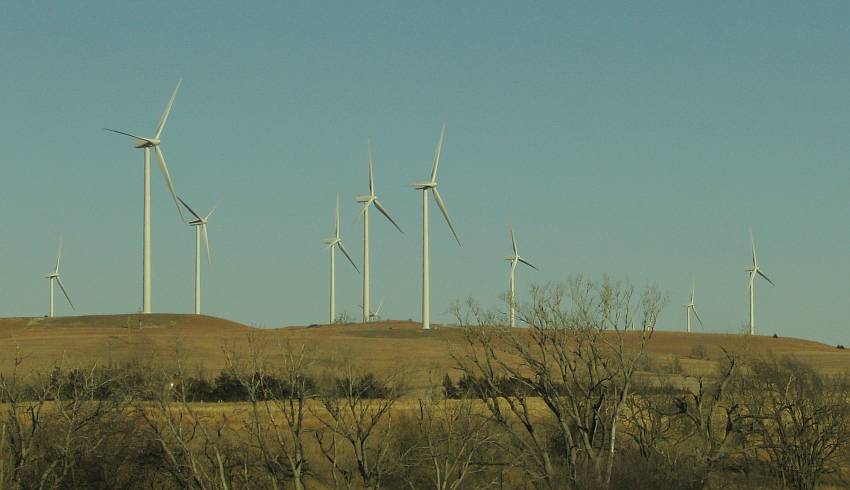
[
  {"x1": 105, "y1": 80, "x2": 184, "y2": 314},
  {"x1": 745, "y1": 227, "x2": 775, "y2": 335},
  {"x1": 684, "y1": 279, "x2": 704, "y2": 333},
  {"x1": 505, "y1": 227, "x2": 537, "y2": 328},
  {"x1": 45, "y1": 238, "x2": 74, "y2": 317},
  {"x1": 413, "y1": 125, "x2": 461, "y2": 330},
  {"x1": 178, "y1": 198, "x2": 217, "y2": 315},
  {"x1": 356, "y1": 140, "x2": 402, "y2": 322},
  {"x1": 323, "y1": 193, "x2": 359, "y2": 324}
]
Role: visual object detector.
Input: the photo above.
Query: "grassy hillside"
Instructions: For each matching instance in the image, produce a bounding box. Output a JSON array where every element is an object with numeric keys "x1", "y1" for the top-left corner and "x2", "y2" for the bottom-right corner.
[{"x1": 0, "y1": 314, "x2": 847, "y2": 391}]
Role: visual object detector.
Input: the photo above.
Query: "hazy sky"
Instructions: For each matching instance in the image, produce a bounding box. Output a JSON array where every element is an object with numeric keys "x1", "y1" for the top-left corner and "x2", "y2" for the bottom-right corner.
[{"x1": 1, "y1": 2, "x2": 849, "y2": 344}]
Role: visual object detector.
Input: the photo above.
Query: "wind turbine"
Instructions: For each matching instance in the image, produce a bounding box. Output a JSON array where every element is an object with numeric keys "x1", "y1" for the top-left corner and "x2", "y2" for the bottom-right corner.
[
  {"x1": 359, "y1": 296, "x2": 385, "y2": 322},
  {"x1": 745, "y1": 227, "x2": 775, "y2": 335},
  {"x1": 684, "y1": 279, "x2": 704, "y2": 333},
  {"x1": 45, "y1": 238, "x2": 74, "y2": 317},
  {"x1": 356, "y1": 140, "x2": 403, "y2": 322},
  {"x1": 413, "y1": 125, "x2": 461, "y2": 330},
  {"x1": 324, "y1": 193, "x2": 359, "y2": 324},
  {"x1": 505, "y1": 227, "x2": 537, "y2": 328},
  {"x1": 105, "y1": 80, "x2": 184, "y2": 314},
  {"x1": 178, "y1": 198, "x2": 217, "y2": 315}
]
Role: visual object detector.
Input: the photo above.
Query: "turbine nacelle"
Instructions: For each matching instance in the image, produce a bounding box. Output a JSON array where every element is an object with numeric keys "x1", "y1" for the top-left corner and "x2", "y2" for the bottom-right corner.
[
  {"x1": 355, "y1": 195, "x2": 374, "y2": 203},
  {"x1": 413, "y1": 181, "x2": 437, "y2": 190},
  {"x1": 134, "y1": 137, "x2": 160, "y2": 148}
]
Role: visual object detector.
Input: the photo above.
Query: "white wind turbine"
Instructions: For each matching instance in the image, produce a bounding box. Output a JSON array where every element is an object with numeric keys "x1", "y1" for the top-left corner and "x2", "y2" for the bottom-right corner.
[
  {"x1": 359, "y1": 297, "x2": 385, "y2": 322},
  {"x1": 684, "y1": 279, "x2": 704, "y2": 333},
  {"x1": 323, "y1": 193, "x2": 359, "y2": 324},
  {"x1": 356, "y1": 140, "x2": 403, "y2": 322},
  {"x1": 745, "y1": 227, "x2": 775, "y2": 335},
  {"x1": 45, "y1": 238, "x2": 74, "y2": 318},
  {"x1": 413, "y1": 125, "x2": 461, "y2": 330},
  {"x1": 178, "y1": 198, "x2": 217, "y2": 315},
  {"x1": 505, "y1": 227, "x2": 537, "y2": 328},
  {"x1": 105, "y1": 80, "x2": 184, "y2": 314}
]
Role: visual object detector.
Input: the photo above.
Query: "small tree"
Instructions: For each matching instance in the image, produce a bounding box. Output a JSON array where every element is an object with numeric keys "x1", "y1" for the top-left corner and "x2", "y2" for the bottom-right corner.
[
  {"x1": 226, "y1": 337, "x2": 314, "y2": 490},
  {"x1": 314, "y1": 364, "x2": 403, "y2": 489},
  {"x1": 741, "y1": 357, "x2": 850, "y2": 490},
  {"x1": 399, "y1": 396, "x2": 500, "y2": 489},
  {"x1": 624, "y1": 348, "x2": 748, "y2": 489}
]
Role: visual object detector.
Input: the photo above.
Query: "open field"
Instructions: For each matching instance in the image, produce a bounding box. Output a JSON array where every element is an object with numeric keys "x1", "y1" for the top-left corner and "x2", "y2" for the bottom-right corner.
[
  {"x1": 2, "y1": 314, "x2": 850, "y2": 488},
  {"x1": 0, "y1": 314, "x2": 848, "y2": 392}
]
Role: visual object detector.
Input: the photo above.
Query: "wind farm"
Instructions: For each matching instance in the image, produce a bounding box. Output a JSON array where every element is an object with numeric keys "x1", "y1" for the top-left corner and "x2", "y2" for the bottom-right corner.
[{"x1": 4, "y1": 3, "x2": 850, "y2": 488}]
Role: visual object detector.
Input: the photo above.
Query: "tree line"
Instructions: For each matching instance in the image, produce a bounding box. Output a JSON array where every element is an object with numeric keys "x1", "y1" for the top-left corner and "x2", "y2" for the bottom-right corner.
[{"x1": 0, "y1": 277, "x2": 847, "y2": 489}]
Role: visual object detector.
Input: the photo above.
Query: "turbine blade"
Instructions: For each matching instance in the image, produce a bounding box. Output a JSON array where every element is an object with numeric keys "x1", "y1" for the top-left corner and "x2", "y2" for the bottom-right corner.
[
  {"x1": 430, "y1": 124, "x2": 446, "y2": 181},
  {"x1": 518, "y1": 257, "x2": 538, "y2": 271},
  {"x1": 375, "y1": 297, "x2": 384, "y2": 315},
  {"x1": 155, "y1": 79, "x2": 181, "y2": 138},
  {"x1": 368, "y1": 139, "x2": 375, "y2": 196},
  {"x1": 749, "y1": 226, "x2": 757, "y2": 267},
  {"x1": 203, "y1": 224, "x2": 211, "y2": 267},
  {"x1": 56, "y1": 277, "x2": 75, "y2": 311},
  {"x1": 354, "y1": 201, "x2": 370, "y2": 226},
  {"x1": 104, "y1": 128, "x2": 150, "y2": 144},
  {"x1": 204, "y1": 203, "x2": 219, "y2": 221},
  {"x1": 373, "y1": 199, "x2": 403, "y2": 233},
  {"x1": 690, "y1": 279, "x2": 695, "y2": 304},
  {"x1": 154, "y1": 146, "x2": 184, "y2": 220},
  {"x1": 757, "y1": 269, "x2": 775, "y2": 286},
  {"x1": 337, "y1": 241, "x2": 359, "y2": 273},
  {"x1": 177, "y1": 197, "x2": 203, "y2": 221},
  {"x1": 335, "y1": 193, "x2": 341, "y2": 239},
  {"x1": 692, "y1": 307, "x2": 704, "y2": 328},
  {"x1": 431, "y1": 188, "x2": 461, "y2": 246},
  {"x1": 55, "y1": 236, "x2": 63, "y2": 274},
  {"x1": 510, "y1": 227, "x2": 518, "y2": 256}
]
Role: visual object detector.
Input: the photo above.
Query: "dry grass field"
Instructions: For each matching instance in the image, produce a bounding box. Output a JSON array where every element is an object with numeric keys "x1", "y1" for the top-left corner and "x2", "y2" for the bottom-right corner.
[
  {"x1": 0, "y1": 314, "x2": 847, "y2": 392},
  {"x1": 1, "y1": 315, "x2": 849, "y2": 488}
]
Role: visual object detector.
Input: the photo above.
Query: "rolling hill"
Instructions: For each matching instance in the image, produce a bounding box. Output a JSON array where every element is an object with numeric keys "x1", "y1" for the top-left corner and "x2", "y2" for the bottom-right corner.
[{"x1": 0, "y1": 315, "x2": 847, "y2": 392}]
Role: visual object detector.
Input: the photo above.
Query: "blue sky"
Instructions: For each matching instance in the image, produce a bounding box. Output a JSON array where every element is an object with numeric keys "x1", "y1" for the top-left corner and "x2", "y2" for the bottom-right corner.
[{"x1": 1, "y1": 1, "x2": 849, "y2": 344}]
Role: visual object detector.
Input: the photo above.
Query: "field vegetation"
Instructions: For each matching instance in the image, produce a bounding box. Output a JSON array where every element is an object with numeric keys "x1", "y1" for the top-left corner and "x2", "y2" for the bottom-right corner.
[{"x1": 0, "y1": 278, "x2": 848, "y2": 488}]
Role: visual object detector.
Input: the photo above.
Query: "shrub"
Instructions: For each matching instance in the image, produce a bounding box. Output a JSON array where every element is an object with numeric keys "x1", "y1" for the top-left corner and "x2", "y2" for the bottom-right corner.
[{"x1": 690, "y1": 343, "x2": 708, "y2": 359}]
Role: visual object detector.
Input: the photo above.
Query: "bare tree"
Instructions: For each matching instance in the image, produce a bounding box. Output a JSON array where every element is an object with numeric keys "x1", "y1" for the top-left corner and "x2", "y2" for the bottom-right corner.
[
  {"x1": 452, "y1": 277, "x2": 666, "y2": 489},
  {"x1": 226, "y1": 337, "x2": 313, "y2": 490},
  {"x1": 0, "y1": 349, "x2": 52, "y2": 487},
  {"x1": 0, "y1": 351, "x2": 134, "y2": 489},
  {"x1": 313, "y1": 364, "x2": 403, "y2": 489},
  {"x1": 399, "y1": 394, "x2": 500, "y2": 490},
  {"x1": 624, "y1": 348, "x2": 749, "y2": 489},
  {"x1": 137, "y1": 353, "x2": 234, "y2": 490},
  {"x1": 740, "y1": 356, "x2": 850, "y2": 490}
]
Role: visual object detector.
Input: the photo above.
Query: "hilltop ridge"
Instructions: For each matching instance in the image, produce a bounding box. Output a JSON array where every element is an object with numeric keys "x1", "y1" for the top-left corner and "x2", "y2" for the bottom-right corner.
[{"x1": 0, "y1": 315, "x2": 846, "y2": 391}]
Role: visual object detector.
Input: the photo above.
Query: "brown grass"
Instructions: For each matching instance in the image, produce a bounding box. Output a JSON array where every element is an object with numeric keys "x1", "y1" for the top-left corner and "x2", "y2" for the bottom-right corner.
[{"x1": 0, "y1": 314, "x2": 847, "y2": 394}]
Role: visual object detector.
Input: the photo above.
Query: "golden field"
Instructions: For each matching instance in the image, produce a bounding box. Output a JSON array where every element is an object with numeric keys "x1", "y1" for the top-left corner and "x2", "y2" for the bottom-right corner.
[{"x1": 0, "y1": 314, "x2": 847, "y2": 392}]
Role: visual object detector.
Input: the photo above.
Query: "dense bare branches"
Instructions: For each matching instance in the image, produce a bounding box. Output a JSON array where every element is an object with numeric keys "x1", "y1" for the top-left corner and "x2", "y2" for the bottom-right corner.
[
  {"x1": 740, "y1": 357, "x2": 850, "y2": 490},
  {"x1": 313, "y1": 363, "x2": 403, "y2": 489},
  {"x1": 226, "y1": 337, "x2": 313, "y2": 490},
  {"x1": 624, "y1": 348, "x2": 748, "y2": 489},
  {"x1": 398, "y1": 395, "x2": 501, "y2": 490},
  {"x1": 452, "y1": 277, "x2": 667, "y2": 489}
]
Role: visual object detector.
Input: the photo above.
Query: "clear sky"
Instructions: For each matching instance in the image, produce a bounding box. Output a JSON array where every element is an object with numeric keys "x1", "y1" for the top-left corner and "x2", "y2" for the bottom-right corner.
[{"x1": 1, "y1": 1, "x2": 849, "y2": 344}]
